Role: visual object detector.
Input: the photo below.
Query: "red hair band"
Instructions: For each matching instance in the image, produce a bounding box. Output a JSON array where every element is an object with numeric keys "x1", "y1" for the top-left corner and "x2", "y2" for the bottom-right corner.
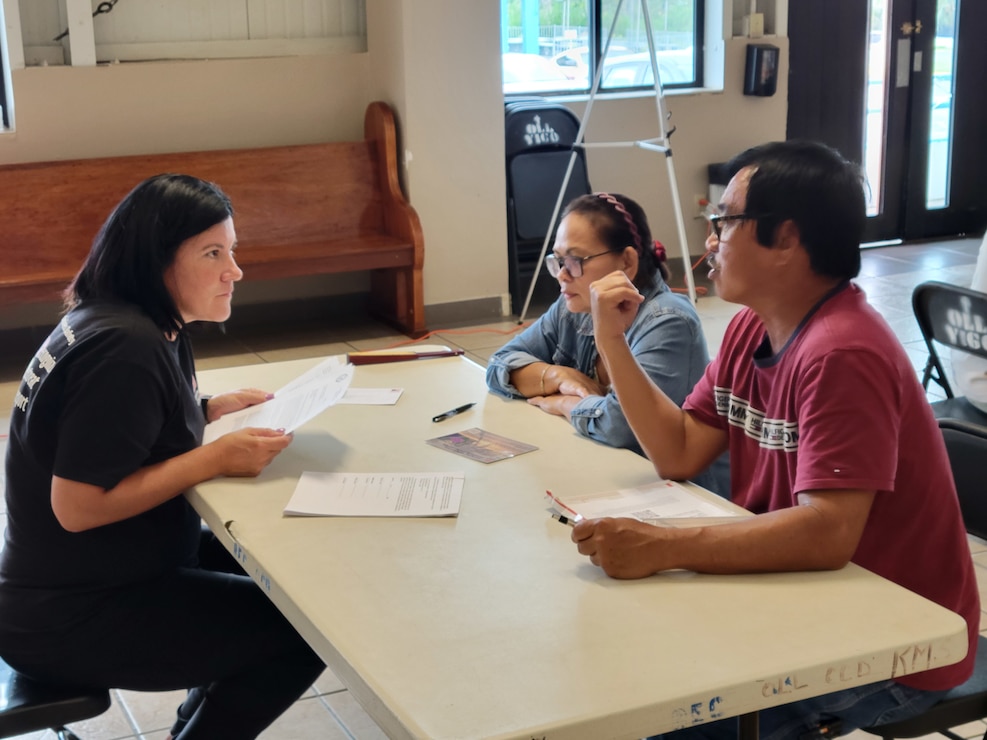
[{"x1": 653, "y1": 239, "x2": 667, "y2": 262}]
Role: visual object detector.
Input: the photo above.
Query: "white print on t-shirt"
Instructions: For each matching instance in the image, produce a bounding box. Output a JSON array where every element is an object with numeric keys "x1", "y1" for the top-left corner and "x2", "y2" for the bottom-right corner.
[
  {"x1": 713, "y1": 385, "x2": 799, "y2": 452},
  {"x1": 60, "y1": 315, "x2": 77, "y2": 346},
  {"x1": 943, "y1": 296, "x2": 986, "y2": 352},
  {"x1": 12, "y1": 317, "x2": 73, "y2": 414},
  {"x1": 36, "y1": 346, "x2": 56, "y2": 374},
  {"x1": 22, "y1": 367, "x2": 40, "y2": 390}
]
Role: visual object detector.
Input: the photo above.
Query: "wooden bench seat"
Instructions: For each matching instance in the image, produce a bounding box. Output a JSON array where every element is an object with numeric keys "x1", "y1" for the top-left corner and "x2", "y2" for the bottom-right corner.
[{"x1": 0, "y1": 101, "x2": 425, "y2": 335}]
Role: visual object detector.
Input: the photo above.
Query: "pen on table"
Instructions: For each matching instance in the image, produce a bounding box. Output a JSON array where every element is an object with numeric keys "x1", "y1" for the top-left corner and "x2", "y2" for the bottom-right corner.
[
  {"x1": 431, "y1": 402, "x2": 476, "y2": 423},
  {"x1": 545, "y1": 490, "x2": 584, "y2": 527}
]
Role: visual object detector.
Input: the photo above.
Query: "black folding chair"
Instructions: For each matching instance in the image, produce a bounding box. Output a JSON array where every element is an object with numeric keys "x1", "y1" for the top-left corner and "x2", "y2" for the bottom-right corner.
[
  {"x1": 913, "y1": 281, "x2": 987, "y2": 401},
  {"x1": 863, "y1": 288, "x2": 987, "y2": 738},
  {"x1": 504, "y1": 99, "x2": 592, "y2": 314},
  {"x1": 0, "y1": 657, "x2": 110, "y2": 740},
  {"x1": 864, "y1": 414, "x2": 987, "y2": 739}
]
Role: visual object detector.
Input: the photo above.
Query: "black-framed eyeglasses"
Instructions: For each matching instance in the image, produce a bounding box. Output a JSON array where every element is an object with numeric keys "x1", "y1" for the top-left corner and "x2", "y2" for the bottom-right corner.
[
  {"x1": 707, "y1": 213, "x2": 765, "y2": 241},
  {"x1": 545, "y1": 250, "x2": 612, "y2": 278}
]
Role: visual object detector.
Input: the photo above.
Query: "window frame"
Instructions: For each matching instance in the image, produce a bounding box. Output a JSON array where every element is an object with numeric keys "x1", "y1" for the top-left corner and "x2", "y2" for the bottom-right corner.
[
  {"x1": 0, "y1": 0, "x2": 17, "y2": 130},
  {"x1": 503, "y1": 0, "x2": 705, "y2": 98},
  {"x1": 0, "y1": 31, "x2": 7, "y2": 129},
  {"x1": 593, "y1": 0, "x2": 705, "y2": 92}
]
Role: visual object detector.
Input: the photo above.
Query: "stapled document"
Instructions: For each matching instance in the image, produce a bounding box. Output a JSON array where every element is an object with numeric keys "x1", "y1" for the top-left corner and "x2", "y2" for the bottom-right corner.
[
  {"x1": 202, "y1": 355, "x2": 354, "y2": 443},
  {"x1": 284, "y1": 471, "x2": 465, "y2": 517}
]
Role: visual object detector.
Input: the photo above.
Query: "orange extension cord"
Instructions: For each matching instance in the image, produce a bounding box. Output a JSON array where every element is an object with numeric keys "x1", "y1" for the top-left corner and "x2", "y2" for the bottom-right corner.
[
  {"x1": 671, "y1": 211, "x2": 714, "y2": 297},
  {"x1": 670, "y1": 249, "x2": 713, "y2": 298}
]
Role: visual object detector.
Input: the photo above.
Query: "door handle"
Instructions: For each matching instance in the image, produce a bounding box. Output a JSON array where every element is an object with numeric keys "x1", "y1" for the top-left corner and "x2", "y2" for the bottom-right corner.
[{"x1": 900, "y1": 19, "x2": 923, "y2": 36}]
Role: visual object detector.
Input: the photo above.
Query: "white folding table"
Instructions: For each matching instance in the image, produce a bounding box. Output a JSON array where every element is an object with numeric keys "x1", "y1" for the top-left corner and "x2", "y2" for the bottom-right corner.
[{"x1": 190, "y1": 355, "x2": 967, "y2": 740}]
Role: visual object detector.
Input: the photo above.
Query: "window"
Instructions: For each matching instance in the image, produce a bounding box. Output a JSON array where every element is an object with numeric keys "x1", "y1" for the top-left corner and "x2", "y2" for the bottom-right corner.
[
  {"x1": 16, "y1": 0, "x2": 366, "y2": 66},
  {"x1": 500, "y1": 0, "x2": 702, "y2": 96}
]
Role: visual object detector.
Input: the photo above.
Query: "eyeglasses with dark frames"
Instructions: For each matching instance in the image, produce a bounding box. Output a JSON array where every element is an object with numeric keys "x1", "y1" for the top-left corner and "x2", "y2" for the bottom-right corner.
[
  {"x1": 707, "y1": 213, "x2": 767, "y2": 241},
  {"x1": 545, "y1": 250, "x2": 612, "y2": 278}
]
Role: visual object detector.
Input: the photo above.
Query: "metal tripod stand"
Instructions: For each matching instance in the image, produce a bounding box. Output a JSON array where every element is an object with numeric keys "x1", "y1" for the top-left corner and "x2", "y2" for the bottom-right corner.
[{"x1": 517, "y1": 0, "x2": 699, "y2": 323}]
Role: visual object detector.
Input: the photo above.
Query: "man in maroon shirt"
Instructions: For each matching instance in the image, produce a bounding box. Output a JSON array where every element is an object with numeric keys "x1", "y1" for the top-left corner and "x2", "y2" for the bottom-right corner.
[{"x1": 573, "y1": 140, "x2": 979, "y2": 739}]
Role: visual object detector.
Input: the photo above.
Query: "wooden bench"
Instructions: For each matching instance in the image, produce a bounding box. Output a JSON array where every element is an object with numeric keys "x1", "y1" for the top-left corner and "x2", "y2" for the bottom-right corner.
[{"x1": 0, "y1": 101, "x2": 425, "y2": 336}]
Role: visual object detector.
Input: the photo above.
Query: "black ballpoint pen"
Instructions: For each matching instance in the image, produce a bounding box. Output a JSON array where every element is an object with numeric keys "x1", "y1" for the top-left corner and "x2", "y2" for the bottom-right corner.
[{"x1": 432, "y1": 402, "x2": 476, "y2": 423}]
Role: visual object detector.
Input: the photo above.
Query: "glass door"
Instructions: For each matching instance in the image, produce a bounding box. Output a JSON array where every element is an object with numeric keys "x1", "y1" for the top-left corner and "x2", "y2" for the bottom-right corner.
[{"x1": 862, "y1": 0, "x2": 969, "y2": 243}]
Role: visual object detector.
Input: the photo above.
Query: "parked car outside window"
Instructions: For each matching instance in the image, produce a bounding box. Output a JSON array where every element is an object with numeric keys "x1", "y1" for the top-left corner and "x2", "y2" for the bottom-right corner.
[
  {"x1": 600, "y1": 49, "x2": 695, "y2": 88},
  {"x1": 551, "y1": 45, "x2": 631, "y2": 82},
  {"x1": 503, "y1": 53, "x2": 586, "y2": 95}
]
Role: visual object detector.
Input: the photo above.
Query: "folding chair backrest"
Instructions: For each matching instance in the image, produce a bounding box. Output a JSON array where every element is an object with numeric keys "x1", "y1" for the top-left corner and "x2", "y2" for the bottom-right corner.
[
  {"x1": 504, "y1": 101, "x2": 583, "y2": 158},
  {"x1": 940, "y1": 419, "x2": 987, "y2": 540},
  {"x1": 508, "y1": 151, "x2": 590, "y2": 240},
  {"x1": 505, "y1": 102, "x2": 590, "y2": 240},
  {"x1": 912, "y1": 281, "x2": 987, "y2": 396},
  {"x1": 503, "y1": 100, "x2": 592, "y2": 312}
]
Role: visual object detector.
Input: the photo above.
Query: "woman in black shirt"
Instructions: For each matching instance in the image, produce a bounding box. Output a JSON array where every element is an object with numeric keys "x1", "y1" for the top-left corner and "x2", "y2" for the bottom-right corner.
[{"x1": 0, "y1": 174, "x2": 323, "y2": 739}]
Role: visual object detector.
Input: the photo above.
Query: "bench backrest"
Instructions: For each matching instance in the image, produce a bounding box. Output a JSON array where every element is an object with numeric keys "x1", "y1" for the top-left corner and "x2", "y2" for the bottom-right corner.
[{"x1": 0, "y1": 140, "x2": 386, "y2": 288}]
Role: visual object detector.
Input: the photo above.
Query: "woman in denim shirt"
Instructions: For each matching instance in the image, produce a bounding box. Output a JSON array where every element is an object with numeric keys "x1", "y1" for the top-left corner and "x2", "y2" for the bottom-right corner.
[{"x1": 487, "y1": 193, "x2": 728, "y2": 496}]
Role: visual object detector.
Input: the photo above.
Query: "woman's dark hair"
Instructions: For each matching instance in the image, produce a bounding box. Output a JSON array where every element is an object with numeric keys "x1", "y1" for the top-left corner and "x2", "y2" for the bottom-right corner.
[
  {"x1": 725, "y1": 140, "x2": 866, "y2": 280},
  {"x1": 65, "y1": 174, "x2": 234, "y2": 333},
  {"x1": 560, "y1": 192, "x2": 669, "y2": 291}
]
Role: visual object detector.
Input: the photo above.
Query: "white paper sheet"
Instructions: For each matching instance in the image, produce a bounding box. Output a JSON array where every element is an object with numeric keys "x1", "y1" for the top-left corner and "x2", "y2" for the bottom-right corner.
[
  {"x1": 284, "y1": 471, "x2": 465, "y2": 517},
  {"x1": 202, "y1": 356, "x2": 354, "y2": 443},
  {"x1": 337, "y1": 387, "x2": 404, "y2": 405},
  {"x1": 551, "y1": 481, "x2": 744, "y2": 527}
]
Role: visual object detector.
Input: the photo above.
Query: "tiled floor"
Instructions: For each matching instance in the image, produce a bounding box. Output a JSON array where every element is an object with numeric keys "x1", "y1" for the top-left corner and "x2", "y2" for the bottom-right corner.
[{"x1": 0, "y1": 236, "x2": 984, "y2": 739}]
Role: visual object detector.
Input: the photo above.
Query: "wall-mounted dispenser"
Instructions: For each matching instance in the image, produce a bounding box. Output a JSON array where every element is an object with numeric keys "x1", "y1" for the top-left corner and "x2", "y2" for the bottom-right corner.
[{"x1": 744, "y1": 43, "x2": 779, "y2": 96}]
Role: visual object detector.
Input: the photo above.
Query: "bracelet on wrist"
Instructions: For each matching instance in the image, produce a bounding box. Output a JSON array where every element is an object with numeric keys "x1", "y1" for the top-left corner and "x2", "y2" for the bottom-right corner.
[{"x1": 539, "y1": 364, "x2": 550, "y2": 396}]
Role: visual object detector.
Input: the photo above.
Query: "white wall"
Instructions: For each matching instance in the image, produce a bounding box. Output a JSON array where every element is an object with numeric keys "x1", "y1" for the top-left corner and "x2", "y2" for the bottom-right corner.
[
  {"x1": 0, "y1": 1, "x2": 788, "y2": 330},
  {"x1": 366, "y1": 0, "x2": 509, "y2": 314}
]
